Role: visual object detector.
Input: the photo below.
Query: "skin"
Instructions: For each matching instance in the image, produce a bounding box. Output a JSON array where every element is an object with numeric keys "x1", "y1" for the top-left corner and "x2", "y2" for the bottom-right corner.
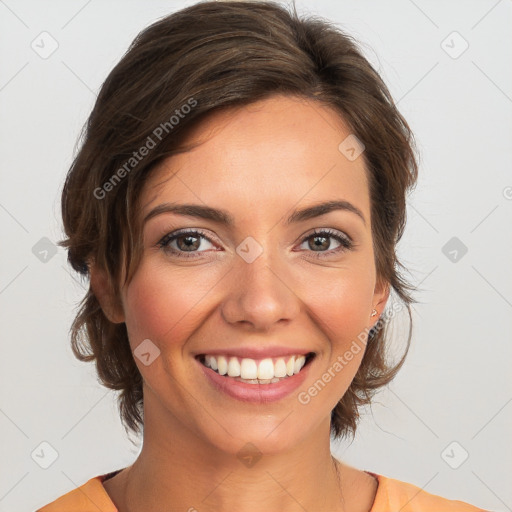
[{"x1": 92, "y1": 94, "x2": 389, "y2": 512}]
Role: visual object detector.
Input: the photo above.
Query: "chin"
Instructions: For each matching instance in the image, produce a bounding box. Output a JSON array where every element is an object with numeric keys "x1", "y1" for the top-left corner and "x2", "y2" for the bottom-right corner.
[{"x1": 198, "y1": 413, "x2": 319, "y2": 460}]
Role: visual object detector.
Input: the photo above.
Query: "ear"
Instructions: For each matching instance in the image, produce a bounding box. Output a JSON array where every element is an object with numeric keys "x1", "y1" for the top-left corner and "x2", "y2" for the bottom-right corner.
[
  {"x1": 370, "y1": 276, "x2": 390, "y2": 326},
  {"x1": 89, "y1": 262, "x2": 125, "y2": 324}
]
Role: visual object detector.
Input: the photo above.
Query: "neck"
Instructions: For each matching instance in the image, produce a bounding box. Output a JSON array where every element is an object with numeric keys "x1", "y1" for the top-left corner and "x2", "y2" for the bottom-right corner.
[{"x1": 118, "y1": 396, "x2": 350, "y2": 512}]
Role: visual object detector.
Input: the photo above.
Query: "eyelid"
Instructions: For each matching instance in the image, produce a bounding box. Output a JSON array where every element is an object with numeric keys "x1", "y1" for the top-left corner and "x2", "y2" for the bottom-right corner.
[
  {"x1": 303, "y1": 227, "x2": 352, "y2": 243},
  {"x1": 158, "y1": 227, "x2": 219, "y2": 249},
  {"x1": 296, "y1": 227, "x2": 354, "y2": 255}
]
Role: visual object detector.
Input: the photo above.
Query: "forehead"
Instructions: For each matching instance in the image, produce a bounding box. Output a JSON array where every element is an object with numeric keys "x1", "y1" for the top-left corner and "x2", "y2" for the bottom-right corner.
[{"x1": 140, "y1": 95, "x2": 370, "y2": 222}]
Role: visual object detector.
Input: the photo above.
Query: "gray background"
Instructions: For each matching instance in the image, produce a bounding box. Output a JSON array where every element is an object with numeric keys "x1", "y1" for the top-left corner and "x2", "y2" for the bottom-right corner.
[{"x1": 0, "y1": 1, "x2": 511, "y2": 511}]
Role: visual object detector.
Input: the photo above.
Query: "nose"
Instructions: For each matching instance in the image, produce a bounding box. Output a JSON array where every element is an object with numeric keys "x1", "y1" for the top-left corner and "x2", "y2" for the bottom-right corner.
[{"x1": 220, "y1": 250, "x2": 301, "y2": 332}]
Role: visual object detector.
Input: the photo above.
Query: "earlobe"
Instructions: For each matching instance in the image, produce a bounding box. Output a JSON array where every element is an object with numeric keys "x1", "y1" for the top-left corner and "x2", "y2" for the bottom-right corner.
[
  {"x1": 370, "y1": 278, "x2": 390, "y2": 321},
  {"x1": 89, "y1": 263, "x2": 125, "y2": 324}
]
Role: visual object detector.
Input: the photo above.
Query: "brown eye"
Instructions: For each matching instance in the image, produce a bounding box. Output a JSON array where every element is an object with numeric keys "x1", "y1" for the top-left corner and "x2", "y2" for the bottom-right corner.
[
  {"x1": 158, "y1": 229, "x2": 216, "y2": 258},
  {"x1": 175, "y1": 234, "x2": 201, "y2": 251},
  {"x1": 299, "y1": 229, "x2": 353, "y2": 257},
  {"x1": 307, "y1": 234, "x2": 330, "y2": 251}
]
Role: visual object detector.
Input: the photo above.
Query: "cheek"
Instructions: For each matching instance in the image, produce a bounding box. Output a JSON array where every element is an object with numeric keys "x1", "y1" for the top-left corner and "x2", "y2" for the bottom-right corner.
[
  {"x1": 297, "y1": 261, "x2": 375, "y2": 393},
  {"x1": 300, "y1": 263, "x2": 375, "y2": 341},
  {"x1": 295, "y1": 277, "x2": 373, "y2": 418},
  {"x1": 300, "y1": 278, "x2": 372, "y2": 411},
  {"x1": 122, "y1": 261, "x2": 209, "y2": 349}
]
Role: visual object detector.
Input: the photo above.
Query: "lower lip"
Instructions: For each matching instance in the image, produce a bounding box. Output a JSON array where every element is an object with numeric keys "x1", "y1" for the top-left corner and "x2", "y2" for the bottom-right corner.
[{"x1": 196, "y1": 357, "x2": 313, "y2": 403}]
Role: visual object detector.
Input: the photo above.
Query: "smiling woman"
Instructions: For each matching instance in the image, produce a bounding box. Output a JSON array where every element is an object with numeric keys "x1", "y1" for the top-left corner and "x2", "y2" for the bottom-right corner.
[{"x1": 37, "y1": 1, "x2": 488, "y2": 511}]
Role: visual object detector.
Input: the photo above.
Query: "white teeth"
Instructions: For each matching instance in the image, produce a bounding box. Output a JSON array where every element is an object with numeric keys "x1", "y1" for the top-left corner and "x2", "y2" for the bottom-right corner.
[
  {"x1": 217, "y1": 355, "x2": 228, "y2": 376},
  {"x1": 205, "y1": 355, "x2": 218, "y2": 371},
  {"x1": 274, "y1": 358, "x2": 287, "y2": 378},
  {"x1": 227, "y1": 357, "x2": 241, "y2": 377},
  {"x1": 257, "y1": 358, "x2": 274, "y2": 380},
  {"x1": 294, "y1": 355, "x2": 306, "y2": 374},
  {"x1": 235, "y1": 377, "x2": 282, "y2": 384},
  {"x1": 286, "y1": 356, "x2": 295, "y2": 376},
  {"x1": 202, "y1": 353, "x2": 311, "y2": 380},
  {"x1": 240, "y1": 358, "x2": 258, "y2": 379}
]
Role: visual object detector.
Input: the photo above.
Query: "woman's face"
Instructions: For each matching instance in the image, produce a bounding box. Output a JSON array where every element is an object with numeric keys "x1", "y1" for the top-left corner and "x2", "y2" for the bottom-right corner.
[{"x1": 116, "y1": 95, "x2": 388, "y2": 455}]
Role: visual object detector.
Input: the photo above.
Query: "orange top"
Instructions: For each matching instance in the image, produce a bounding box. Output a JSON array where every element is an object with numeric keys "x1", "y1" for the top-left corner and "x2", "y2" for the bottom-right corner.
[{"x1": 36, "y1": 469, "x2": 489, "y2": 511}]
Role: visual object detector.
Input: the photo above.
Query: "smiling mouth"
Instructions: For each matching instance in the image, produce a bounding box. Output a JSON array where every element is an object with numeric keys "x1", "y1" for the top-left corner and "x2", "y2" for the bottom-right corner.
[{"x1": 196, "y1": 352, "x2": 316, "y2": 384}]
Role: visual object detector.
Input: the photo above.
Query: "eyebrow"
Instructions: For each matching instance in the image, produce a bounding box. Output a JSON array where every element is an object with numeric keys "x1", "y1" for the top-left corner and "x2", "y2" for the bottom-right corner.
[{"x1": 143, "y1": 200, "x2": 366, "y2": 227}]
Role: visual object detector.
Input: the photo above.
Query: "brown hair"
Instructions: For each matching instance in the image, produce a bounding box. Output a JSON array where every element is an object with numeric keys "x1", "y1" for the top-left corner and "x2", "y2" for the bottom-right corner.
[{"x1": 58, "y1": 0, "x2": 418, "y2": 442}]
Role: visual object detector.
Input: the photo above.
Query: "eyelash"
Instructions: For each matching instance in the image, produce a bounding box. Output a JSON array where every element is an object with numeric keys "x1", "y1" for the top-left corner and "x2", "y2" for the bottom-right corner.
[{"x1": 157, "y1": 228, "x2": 354, "y2": 259}]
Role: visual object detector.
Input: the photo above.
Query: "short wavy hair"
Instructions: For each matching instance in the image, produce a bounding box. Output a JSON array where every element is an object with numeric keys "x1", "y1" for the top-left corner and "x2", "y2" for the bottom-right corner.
[{"x1": 58, "y1": 0, "x2": 418, "y2": 442}]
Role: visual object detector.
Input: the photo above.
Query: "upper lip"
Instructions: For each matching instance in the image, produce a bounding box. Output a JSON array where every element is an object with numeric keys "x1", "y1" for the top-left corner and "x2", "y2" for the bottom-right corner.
[{"x1": 194, "y1": 346, "x2": 314, "y2": 359}]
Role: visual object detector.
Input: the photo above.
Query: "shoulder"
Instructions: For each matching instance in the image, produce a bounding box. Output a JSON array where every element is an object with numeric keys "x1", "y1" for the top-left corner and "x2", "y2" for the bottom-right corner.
[
  {"x1": 35, "y1": 471, "x2": 118, "y2": 512},
  {"x1": 369, "y1": 471, "x2": 491, "y2": 512}
]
